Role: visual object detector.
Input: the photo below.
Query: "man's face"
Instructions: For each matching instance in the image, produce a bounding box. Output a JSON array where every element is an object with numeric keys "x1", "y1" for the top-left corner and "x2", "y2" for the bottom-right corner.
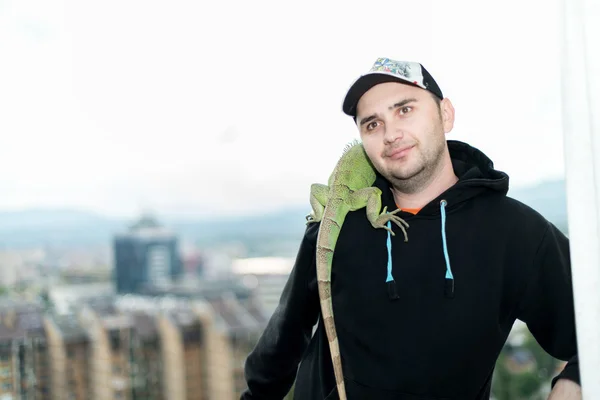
[{"x1": 355, "y1": 81, "x2": 454, "y2": 193}]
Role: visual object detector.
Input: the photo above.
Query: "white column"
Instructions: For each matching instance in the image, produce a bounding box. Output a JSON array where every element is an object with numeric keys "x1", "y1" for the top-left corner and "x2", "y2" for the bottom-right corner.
[{"x1": 559, "y1": 0, "x2": 600, "y2": 396}]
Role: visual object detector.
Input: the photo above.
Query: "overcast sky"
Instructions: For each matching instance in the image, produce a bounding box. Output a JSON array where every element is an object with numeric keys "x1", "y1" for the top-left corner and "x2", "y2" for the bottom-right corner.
[{"x1": 0, "y1": 0, "x2": 572, "y2": 218}]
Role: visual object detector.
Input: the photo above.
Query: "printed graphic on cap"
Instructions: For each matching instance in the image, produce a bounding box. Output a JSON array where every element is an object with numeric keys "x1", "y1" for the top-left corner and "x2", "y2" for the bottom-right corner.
[{"x1": 369, "y1": 58, "x2": 425, "y2": 87}]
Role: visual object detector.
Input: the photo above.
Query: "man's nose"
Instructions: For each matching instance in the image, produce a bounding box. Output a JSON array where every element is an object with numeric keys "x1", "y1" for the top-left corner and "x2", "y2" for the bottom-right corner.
[{"x1": 384, "y1": 121, "x2": 404, "y2": 143}]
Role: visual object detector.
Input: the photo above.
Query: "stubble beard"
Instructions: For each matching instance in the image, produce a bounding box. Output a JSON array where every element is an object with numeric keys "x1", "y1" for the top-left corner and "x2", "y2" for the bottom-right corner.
[{"x1": 384, "y1": 130, "x2": 447, "y2": 195}]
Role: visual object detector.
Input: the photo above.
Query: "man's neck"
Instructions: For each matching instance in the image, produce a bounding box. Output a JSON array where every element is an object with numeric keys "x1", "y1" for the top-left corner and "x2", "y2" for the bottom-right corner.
[{"x1": 392, "y1": 160, "x2": 459, "y2": 210}]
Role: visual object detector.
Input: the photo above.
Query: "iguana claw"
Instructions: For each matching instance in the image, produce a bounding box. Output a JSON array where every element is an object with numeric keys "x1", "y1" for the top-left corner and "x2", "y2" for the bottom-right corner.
[
  {"x1": 306, "y1": 213, "x2": 320, "y2": 225},
  {"x1": 373, "y1": 207, "x2": 410, "y2": 241}
]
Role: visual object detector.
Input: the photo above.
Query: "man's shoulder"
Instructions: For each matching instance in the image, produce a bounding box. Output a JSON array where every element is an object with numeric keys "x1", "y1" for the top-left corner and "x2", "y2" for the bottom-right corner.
[
  {"x1": 491, "y1": 194, "x2": 557, "y2": 233},
  {"x1": 303, "y1": 219, "x2": 321, "y2": 244},
  {"x1": 500, "y1": 195, "x2": 547, "y2": 216}
]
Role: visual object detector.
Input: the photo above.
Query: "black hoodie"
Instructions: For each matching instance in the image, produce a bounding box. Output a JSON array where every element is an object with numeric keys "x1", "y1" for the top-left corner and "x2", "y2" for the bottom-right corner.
[{"x1": 241, "y1": 140, "x2": 579, "y2": 400}]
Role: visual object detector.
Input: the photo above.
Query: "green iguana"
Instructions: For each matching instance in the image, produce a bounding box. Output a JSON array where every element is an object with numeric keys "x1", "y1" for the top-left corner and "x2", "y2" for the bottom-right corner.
[{"x1": 306, "y1": 139, "x2": 410, "y2": 399}]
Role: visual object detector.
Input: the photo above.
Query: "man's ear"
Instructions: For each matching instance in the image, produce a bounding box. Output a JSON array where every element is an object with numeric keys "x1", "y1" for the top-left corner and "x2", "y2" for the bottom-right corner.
[{"x1": 441, "y1": 98, "x2": 455, "y2": 134}]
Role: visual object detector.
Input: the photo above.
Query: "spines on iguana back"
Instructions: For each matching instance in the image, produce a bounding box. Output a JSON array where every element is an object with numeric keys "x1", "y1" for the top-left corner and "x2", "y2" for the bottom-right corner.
[
  {"x1": 327, "y1": 139, "x2": 360, "y2": 187},
  {"x1": 328, "y1": 140, "x2": 377, "y2": 190},
  {"x1": 341, "y1": 138, "x2": 361, "y2": 156}
]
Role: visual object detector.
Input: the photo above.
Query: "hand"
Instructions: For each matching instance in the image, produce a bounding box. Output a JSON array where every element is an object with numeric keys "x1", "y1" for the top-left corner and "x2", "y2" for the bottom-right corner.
[{"x1": 547, "y1": 379, "x2": 582, "y2": 400}]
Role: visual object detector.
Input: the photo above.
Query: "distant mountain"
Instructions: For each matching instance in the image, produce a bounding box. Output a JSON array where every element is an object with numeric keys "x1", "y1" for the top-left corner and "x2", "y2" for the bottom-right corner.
[
  {"x1": 0, "y1": 208, "x2": 124, "y2": 249},
  {"x1": 0, "y1": 179, "x2": 568, "y2": 251},
  {"x1": 0, "y1": 205, "x2": 310, "y2": 252},
  {"x1": 507, "y1": 179, "x2": 568, "y2": 233},
  {"x1": 168, "y1": 206, "x2": 309, "y2": 242}
]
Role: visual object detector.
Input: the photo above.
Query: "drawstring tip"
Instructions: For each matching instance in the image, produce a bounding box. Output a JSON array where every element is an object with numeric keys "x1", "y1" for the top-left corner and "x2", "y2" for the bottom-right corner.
[
  {"x1": 444, "y1": 278, "x2": 455, "y2": 298},
  {"x1": 387, "y1": 280, "x2": 400, "y2": 300}
]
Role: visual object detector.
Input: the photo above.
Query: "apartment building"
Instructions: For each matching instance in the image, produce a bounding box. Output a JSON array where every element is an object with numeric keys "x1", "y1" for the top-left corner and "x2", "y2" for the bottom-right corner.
[
  {"x1": 77, "y1": 299, "x2": 133, "y2": 400},
  {"x1": 116, "y1": 293, "x2": 268, "y2": 400},
  {"x1": 129, "y1": 311, "x2": 164, "y2": 400},
  {"x1": 0, "y1": 286, "x2": 269, "y2": 400},
  {"x1": 44, "y1": 314, "x2": 91, "y2": 400},
  {"x1": 0, "y1": 301, "x2": 49, "y2": 400},
  {"x1": 149, "y1": 299, "x2": 205, "y2": 400},
  {"x1": 205, "y1": 294, "x2": 265, "y2": 396}
]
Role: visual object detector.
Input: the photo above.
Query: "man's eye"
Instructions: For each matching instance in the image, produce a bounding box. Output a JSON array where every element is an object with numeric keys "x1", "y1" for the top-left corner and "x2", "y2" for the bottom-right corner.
[
  {"x1": 400, "y1": 106, "x2": 412, "y2": 114},
  {"x1": 367, "y1": 121, "x2": 378, "y2": 130}
]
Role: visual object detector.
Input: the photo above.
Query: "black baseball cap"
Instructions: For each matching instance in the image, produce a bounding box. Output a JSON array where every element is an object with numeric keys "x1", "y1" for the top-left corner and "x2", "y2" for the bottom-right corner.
[{"x1": 343, "y1": 57, "x2": 444, "y2": 118}]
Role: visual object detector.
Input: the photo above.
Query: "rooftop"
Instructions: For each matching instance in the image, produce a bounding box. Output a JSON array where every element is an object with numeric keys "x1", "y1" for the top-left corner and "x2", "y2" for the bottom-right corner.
[
  {"x1": 131, "y1": 311, "x2": 158, "y2": 339},
  {"x1": 114, "y1": 213, "x2": 176, "y2": 240},
  {"x1": 0, "y1": 303, "x2": 46, "y2": 341},
  {"x1": 166, "y1": 307, "x2": 199, "y2": 328},
  {"x1": 206, "y1": 293, "x2": 265, "y2": 334},
  {"x1": 52, "y1": 314, "x2": 89, "y2": 342}
]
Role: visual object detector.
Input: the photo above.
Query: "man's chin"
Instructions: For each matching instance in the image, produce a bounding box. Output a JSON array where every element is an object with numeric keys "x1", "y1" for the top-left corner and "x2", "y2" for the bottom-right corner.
[
  {"x1": 385, "y1": 165, "x2": 428, "y2": 184},
  {"x1": 387, "y1": 167, "x2": 419, "y2": 182}
]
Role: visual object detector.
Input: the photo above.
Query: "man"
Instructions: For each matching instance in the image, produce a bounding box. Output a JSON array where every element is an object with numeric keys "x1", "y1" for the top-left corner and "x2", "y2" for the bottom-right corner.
[{"x1": 241, "y1": 57, "x2": 581, "y2": 399}]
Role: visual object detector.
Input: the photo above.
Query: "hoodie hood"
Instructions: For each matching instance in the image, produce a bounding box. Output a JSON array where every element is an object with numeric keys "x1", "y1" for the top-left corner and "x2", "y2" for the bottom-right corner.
[
  {"x1": 373, "y1": 139, "x2": 509, "y2": 217},
  {"x1": 371, "y1": 140, "x2": 510, "y2": 300}
]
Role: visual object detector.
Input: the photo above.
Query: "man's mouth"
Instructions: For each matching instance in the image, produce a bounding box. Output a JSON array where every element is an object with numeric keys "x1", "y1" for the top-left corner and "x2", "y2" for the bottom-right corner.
[{"x1": 387, "y1": 144, "x2": 415, "y2": 159}]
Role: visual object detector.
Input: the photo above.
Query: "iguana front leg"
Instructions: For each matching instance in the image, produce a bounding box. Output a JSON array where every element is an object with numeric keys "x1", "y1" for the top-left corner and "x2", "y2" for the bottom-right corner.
[
  {"x1": 349, "y1": 187, "x2": 409, "y2": 241},
  {"x1": 306, "y1": 183, "x2": 329, "y2": 224}
]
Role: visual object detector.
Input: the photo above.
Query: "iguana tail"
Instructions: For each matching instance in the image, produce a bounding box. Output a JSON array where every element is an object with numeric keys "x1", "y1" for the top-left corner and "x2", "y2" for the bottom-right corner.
[{"x1": 316, "y1": 203, "x2": 348, "y2": 400}]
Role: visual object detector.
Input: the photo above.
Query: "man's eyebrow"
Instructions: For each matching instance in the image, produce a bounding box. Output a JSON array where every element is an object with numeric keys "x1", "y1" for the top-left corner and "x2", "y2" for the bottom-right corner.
[
  {"x1": 358, "y1": 98, "x2": 418, "y2": 127},
  {"x1": 358, "y1": 115, "x2": 377, "y2": 127},
  {"x1": 390, "y1": 98, "x2": 417, "y2": 110}
]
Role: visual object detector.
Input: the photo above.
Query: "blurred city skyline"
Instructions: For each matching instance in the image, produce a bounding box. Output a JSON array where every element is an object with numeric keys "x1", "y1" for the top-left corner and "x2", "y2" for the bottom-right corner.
[{"x1": 1, "y1": 0, "x2": 568, "y2": 219}]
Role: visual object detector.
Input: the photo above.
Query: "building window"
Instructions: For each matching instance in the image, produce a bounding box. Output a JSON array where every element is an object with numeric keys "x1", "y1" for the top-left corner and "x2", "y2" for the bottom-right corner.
[
  {"x1": 147, "y1": 244, "x2": 172, "y2": 286},
  {"x1": 110, "y1": 331, "x2": 121, "y2": 350}
]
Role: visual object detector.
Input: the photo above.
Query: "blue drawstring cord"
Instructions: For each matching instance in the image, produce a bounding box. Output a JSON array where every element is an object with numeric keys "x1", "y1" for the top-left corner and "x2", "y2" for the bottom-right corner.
[
  {"x1": 385, "y1": 219, "x2": 399, "y2": 299},
  {"x1": 384, "y1": 200, "x2": 455, "y2": 300},
  {"x1": 440, "y1": 200, "x2": 453, "y2": 280},
  {"x1": 440, "y1": 200, "x2": 455, "y2": 297},
  {"x1": 386, "y1": 219, "x2": 393, "y2": 282}
]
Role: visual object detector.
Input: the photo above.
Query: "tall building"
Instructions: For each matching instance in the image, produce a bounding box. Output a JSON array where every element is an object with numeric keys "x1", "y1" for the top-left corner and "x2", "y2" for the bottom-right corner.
[
  {"x1": 113, "y1": 214, "x2": 183, "y2": 294},
  {"x1": 0, "y1": 300, "x2": 50, "y2": 399}
]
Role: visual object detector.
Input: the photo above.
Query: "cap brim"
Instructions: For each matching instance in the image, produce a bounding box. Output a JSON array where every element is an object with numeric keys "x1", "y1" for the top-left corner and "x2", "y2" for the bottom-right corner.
[{"x1": 342, "y1": 73, "x2": 422, "y2": 117}]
